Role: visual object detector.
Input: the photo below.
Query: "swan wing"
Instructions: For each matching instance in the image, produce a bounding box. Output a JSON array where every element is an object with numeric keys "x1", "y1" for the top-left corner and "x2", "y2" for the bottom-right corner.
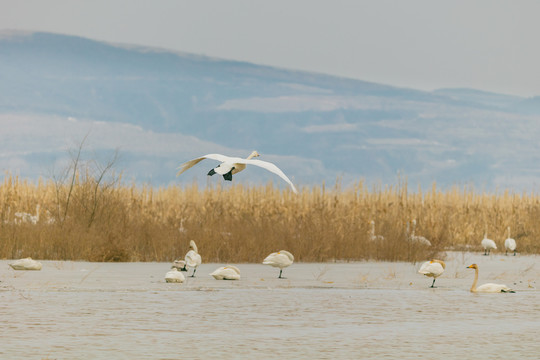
[
  {"x1": 263, "y1": 251, "x2": 293, "y2": 268},
  {"x1": 418, "y1": 261, "x2": 444, "y2": 277},
  {"x1": 210, "y1": 266, "x2": 241, "y2": 280},
  {"x1": 476, "y1": 283, "x2": 513, "y2": 293},
  {"x1": 481, "y1": 238, "x2": 497, "y2": 249},
  {"x1": 9, "y1": 258, "x2": 42, "y2": 270},
  {"x1": 165, "y1": 269, "x2": 185, "y2": 283},
  {"x1": 504, "y1": 238, "x2": 516, "y2": 250},
  {"x1": 185, "y1": 250, "x2": 202, "y2": 267},
  {"x1": 176, "y1": 153, "x2": 236, "y2": 176},
  {"x1": 240, "y1": 159, "x2": 298, "y2": 193}
]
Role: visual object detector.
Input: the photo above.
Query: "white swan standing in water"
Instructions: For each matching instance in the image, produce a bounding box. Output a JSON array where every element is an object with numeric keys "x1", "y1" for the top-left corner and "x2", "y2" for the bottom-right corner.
[
  {"x1": 263, "y1": 250, "x2": 294, "y2": 278},
  {"x1": 165, "y1": 268, "x2": 185, "y2": 283},
  {"x1": 9, "y1": 257, "x2": 42, "y2": 270},
  {"x1": 176, "y1": 151, "x2": 298, "y2": 194},
  {"x1": 466, "y1": 264, "x2": 515, "y2": 293},
  {"x1": 418, "y1": 259, "x2": 446, "y2": 288},
  {"x1": 504, "y1": 227, "x2": 517, "y2": 256},
  {"x1": 209, "y1": 265, "x2": 241, "y2": 280},
  {"x1": 185, "y1": 240, "x2": 202, "y2": 277},
  {"x1": 409, "y1": 219, "x2": 432, "y2": 246},
  {"x1": 369, "y1": 220, "x2": 385, "y2": 241},
  {"x1": 481, "y1": 232, "x2": 497, "y2": 255}
]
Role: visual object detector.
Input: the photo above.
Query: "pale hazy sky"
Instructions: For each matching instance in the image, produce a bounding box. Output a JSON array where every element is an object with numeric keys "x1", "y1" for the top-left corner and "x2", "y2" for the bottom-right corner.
[{"x1": 2, "y1": 0, "x2": 539, "y2": 97}]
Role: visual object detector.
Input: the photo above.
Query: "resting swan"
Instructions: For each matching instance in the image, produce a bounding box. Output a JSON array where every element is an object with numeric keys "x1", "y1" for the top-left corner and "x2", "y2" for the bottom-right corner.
[
  {"x1": 185, "y1": 240, "x2": 202, "y2": 277},
  {"x1": 466, "y1": 264, "x2": 514, "y2": 293},
  {"x1": 176, "y1": 151, "x2": 298, "y2": 194},
  {"x1": 209, "y1": 265, "x2": 241, "y2": 280},
  {"x1": 418, "y1": 259, "x2": 446, "y2": 288},
  {"x1": 481, "y1": 232, "x2": 497, "y2": 255},
  {"x1": 165, "y1": 268, "x2": 185, "y2": 283},
  {"x1": 504, "y1": 227, "x2": 517, "y2": 256},
  {"x1": 9, "y1": 257, "x2": 42, "y2": 270},
  {"x1": 263, "y1": 250, "x2": 294, "y2": 278},
  {"x1": 171, "y1": 259, "x2": 187, "y2": 271}
]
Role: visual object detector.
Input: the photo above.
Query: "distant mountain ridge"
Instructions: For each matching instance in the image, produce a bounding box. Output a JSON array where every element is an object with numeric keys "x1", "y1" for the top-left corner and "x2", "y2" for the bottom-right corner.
[{"x1": 1, "y1": 31, "x2": 539, "y2": 191}]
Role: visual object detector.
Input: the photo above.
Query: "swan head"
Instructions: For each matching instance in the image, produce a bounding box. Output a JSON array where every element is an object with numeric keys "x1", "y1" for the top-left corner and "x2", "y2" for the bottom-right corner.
[
  {"x1": 467, "y1": 264, "x2": 478, "y2": 270},
  {"x1": 248, "y1": 150, "x2": 260, "y2": 159}
]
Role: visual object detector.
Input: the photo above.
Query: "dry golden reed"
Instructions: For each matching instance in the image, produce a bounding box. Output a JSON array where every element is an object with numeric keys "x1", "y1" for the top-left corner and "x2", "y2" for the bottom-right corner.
[{"x1": 1, "y1": 174, "x2": 539, "y2": 263}]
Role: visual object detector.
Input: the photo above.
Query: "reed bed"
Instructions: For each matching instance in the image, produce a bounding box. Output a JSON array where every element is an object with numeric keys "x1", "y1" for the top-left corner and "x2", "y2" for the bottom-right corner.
[{"x1": 1, "y1": 174, "x2": 539, "y2": 263}]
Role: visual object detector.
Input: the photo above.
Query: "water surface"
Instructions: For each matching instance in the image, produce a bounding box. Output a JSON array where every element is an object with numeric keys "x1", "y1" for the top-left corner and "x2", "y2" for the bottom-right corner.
[{"x1": 2, "y1": 252, "x2": 538, "y2": 359}]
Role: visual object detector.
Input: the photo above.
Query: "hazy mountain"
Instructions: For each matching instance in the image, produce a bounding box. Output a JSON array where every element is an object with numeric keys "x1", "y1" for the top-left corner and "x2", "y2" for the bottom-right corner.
[{"x1": 1, "y1": 31, "x2": 539, "y2": 191}]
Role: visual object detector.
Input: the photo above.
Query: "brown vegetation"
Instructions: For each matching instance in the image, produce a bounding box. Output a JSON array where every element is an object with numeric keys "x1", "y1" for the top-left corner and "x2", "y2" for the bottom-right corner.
[{"x1": 1, "y1": 172, "x2": 539, "y2": 263}]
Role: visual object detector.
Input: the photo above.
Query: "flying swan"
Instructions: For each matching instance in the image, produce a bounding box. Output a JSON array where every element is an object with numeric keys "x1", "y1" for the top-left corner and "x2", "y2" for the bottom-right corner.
[
  {"x1": 263, "y1": 250, "x2": 294, "y2": 278},
  {"x1": 185, "y1": 240, "x2": 202, "y2": 277},
  {"x1": 209, "y1": 265, "x2": 241, "y2": 280},
  {"x1": 466, "y1": 264, "x2": 515, "y2": 293},
  {"x1": 176, "y1": 151, "x2": 298, "y2": 194},
  {"x1": 418, "y1": 259, "x2": 445, "y2": 288},
  {"x1": 9, "y1": 257, "x2": 42, "y2": 270}
]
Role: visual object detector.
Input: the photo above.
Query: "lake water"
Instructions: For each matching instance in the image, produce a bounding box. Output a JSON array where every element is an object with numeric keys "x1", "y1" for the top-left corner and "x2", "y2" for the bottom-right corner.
[{"x1": 1, "y1": 252, "x2": 539, "y2": 359}]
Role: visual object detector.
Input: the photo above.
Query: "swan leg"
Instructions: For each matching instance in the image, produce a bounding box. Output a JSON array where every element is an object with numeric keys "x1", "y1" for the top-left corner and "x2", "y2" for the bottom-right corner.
[
  {"x1": 514, "y1": 250, "x2": 516, "y2": 256},
  {"x1": 430, "y1": 278, "x2": 436, "y2": 288},
  {"x1": 278, "y1": 269, "x2": 284, "y2": 279},
  {"x1": 207, "y1": 168, "x2": 216, "y2": 176},
  {"x1": 190, "y1": 268, "x2": 197, "y2": 277}
]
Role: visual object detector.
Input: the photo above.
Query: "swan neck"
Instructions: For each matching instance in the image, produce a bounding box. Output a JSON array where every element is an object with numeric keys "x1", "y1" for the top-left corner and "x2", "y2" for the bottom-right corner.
[{"x1": 470, "y1": 267, "x2": 479, "y2": 293}]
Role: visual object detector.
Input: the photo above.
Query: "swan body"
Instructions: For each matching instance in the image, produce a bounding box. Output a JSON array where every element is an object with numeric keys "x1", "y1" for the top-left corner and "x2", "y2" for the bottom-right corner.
[
  {"x1": 177, "y1": 151, "x2": 298, "y2": 194},
  {"x1": 165, "y1": 268, "x2": 185, "y2": 283},
  {"x1": 9, "y1": 257, "x2": 42, "y2": 270},
  {"x1": 185, "y1": 240, "x2": 202, "y2": 277},
  {"x1": 418, "y1": 259, "x2": 446, "y2": 287},
  {"x1": 481, "y1": 233, "x2": 497, "y2": 255},
  {"x1": 263, "y1": 250, "x2": 294, "y2": 278},
  {"x1": 504, "y1": 227, "x2": 517, "y2": 256},
  {"x1": 409, "y1": 219, "x2": 432, "y2": 246},
  {"x1": 467, "y1": 264, "x2": 514, "y2": 293},
  {"x1": 369, "y1": 220, "x2": 385, "y2": 241},
  {"x1": 172, "y1": 259, "x2": 187, "y2": 271},
  {"x1": 209, "y1": 265, "x2": 241, "y2": 280}
]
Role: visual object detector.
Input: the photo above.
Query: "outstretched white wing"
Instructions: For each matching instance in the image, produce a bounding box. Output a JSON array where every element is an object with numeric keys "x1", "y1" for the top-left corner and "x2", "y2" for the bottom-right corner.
[
  {"x1": 241, "y1": 159, "x2": 298, "y2": 194},
  {"x1": 176, "y1": 153, "x2": 234, "y2": 176}
]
